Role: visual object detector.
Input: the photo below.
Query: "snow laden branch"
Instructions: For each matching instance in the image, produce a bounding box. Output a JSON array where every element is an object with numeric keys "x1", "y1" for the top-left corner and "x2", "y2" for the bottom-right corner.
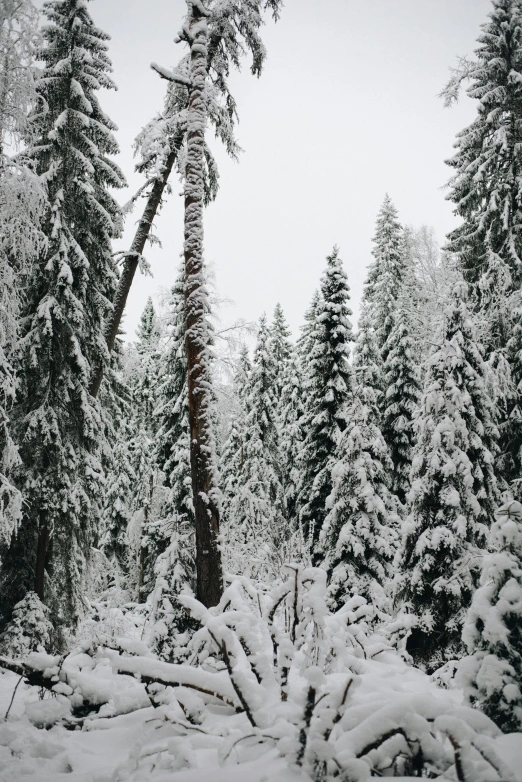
[{"x1": 0, "y1": 567, "x2": 516, "y2": 780}]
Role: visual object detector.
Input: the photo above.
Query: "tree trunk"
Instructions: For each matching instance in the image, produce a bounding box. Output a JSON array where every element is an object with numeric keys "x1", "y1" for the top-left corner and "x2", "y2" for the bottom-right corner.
[
  {"x1": 34, "y1": 513, "x2": 50, "y2": 600},
  {"x1": 183, "y1": 0, "x2": 223, "y2": 607},
  {"x1": 89, "y1": 144, "x2": 180, "y2": 399}
]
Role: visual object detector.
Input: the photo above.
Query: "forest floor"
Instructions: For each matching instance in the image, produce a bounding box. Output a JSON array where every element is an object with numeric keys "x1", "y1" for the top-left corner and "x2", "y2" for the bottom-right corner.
[{"x1": 0, "y1": 652, "x2": 521, "y2": 781}]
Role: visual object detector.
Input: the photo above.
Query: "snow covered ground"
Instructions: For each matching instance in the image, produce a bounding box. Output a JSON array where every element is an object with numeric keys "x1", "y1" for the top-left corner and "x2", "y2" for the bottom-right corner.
[{"x1": 0, "y1": 641, "x2": 520, "y2": 781}]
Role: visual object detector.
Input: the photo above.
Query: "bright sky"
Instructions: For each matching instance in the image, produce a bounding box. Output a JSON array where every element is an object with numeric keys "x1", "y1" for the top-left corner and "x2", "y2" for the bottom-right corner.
[{"x1": 63, "y1": 0, "x2": 493, "y2": 338}]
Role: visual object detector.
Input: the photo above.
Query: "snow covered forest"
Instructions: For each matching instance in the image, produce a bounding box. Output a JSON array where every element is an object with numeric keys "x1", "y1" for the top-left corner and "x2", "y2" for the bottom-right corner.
[{"x1": 0, "y1": 0, "x2": 521, "y2": 779}]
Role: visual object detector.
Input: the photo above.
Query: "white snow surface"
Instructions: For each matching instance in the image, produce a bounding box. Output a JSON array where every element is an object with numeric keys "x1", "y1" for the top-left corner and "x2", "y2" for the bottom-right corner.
[{"x1": 0, "y1": 570, "x2": 521, "y2": 781}]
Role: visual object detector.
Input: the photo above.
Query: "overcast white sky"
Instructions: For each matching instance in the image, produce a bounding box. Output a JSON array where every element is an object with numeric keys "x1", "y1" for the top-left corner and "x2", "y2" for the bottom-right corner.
[{"x1": 81, "y1": 0, "x2": 491, "y2": 339}]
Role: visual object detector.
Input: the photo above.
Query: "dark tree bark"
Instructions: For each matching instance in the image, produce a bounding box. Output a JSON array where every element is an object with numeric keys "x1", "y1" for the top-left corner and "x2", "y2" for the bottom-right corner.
[
  {"x1": 89, "y1": 146, "x2": 180, "y2": 398},
  {"x1": 33, "y1": 513, "x2": 50, "y2": 601},
  {"x1": 183, "y1": 0, "x2": 223, "y2": 607}
]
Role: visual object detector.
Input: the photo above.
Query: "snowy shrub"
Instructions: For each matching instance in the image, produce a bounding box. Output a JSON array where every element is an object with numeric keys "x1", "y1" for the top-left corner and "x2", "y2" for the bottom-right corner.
[
  {"x1": 457, "y1": 500, "x2": 522, "y2": 732},
  {"x1": 0, "y1": 591, "x2": 52, "y2": 657},
  {"x1": 99, "y1": 566, "x2": 514, "y2": 780}
]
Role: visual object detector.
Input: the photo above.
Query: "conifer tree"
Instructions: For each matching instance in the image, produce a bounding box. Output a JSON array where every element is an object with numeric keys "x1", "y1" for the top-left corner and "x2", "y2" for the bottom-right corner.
[
  {"x1": 0, "y1": 0, "x2": 45, "y2": 547},
  {"x1": 400, "y1": 282, "x2": 500, "y2": 670},
  {"x1": 220, "y1": 345, "x2": 251, "y2": 526},
  {"x1": 279, "y1": 348, "x2": 305, "y2": 527},
  {"x1": 297, "y1": 289, "x2": 323, "y2": 362},
  {"x1": 298, "y1": 248, "x2": 354, "y2": 556},
  {"x1": 321, "y1": 394, "x2": 397, "y2": 612},
  {"x1": 458, "y1": 500, "x2": 522, "y2": 732},
  {"x1": 382, "y1": 302, "x2": 421, "y2": 505},
  {"x1": 445, "y1": 0, "x2": 522, "y2": 334},
  {"x1": 149, "y1": 275, "x2": 195, "y2": 656},
  {"x1": 226, "y1": 316, "x2": 283, "y2": 572},
  {"x1": 270, "y1": 302, "x2": 292, "y2": 400},
  {"x1": 133, "y1": 298, "x2": 161, "y2": 434},
  {"x1": 320, "y1": 321, "x2": 397, "y2": 610},
  {"x1": 0, "y1": 0, "x2": 125, "y2": 638},
  {"x1": 155, "y1": 278, "x2": 193, "y2": 542},
  {"x1": 99, "y1": 336, "x2": 135, "y2": 579},
  {"x1": 364, "y1": 195, "x2": 406, "y2": 356}
]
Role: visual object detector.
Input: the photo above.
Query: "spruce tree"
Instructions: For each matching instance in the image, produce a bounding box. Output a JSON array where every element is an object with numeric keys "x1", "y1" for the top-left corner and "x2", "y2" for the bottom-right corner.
[
  {"x1": 0, "y1": 0, "x2": 45, "y2": 546},
  {"x1": 226, "y1": 316, "x2": 283, "y2": 573},
  {"x1": 270, "y1": 302, "x2": 292, "y2": 400},
  {"x1": 127, "y1": 299, "x2": 163, "y2": 601},
  {"x1": 279, "y1": 348, "x2": 305, "y2": 527},
  {"x1": 99, "y1": 336, "x2": 135, "y2": 578},
  {"x1": 0, "y1": 0, "x2": 125, "y2": 639},
  {"x1": 320, "y1": 323, "x2": 397, "y2": 611},
  {"x1": 364, "y1": 195, "x2": 406, "y2": 356},
  {"x1": 133, "y1": 297, "x2": 161, "y2": 434},
  {"x1": 445, "y1": 0, "x2": 522, "y2": 328},
  {"x1": 149, "y1": 274, "x2": 195, "y2": 656},
  {"x1": 382, "y1": 302, "x2": 421, "y2": 505},
  {"x1": 220, "y1": 345, "x2": 251, "y2": 527},
  {"x1": 298, "y1": 248, "x2": 354, "y2": 556},
  {"x1": 458, "y1": 500, "x2": 522, "y2": 732},
  {"x1": 444, "y1": 0, "x2": 522, "y2": 484},
  {"x1": 400, "y1": 282, "x2": 500, "y2": 670}
]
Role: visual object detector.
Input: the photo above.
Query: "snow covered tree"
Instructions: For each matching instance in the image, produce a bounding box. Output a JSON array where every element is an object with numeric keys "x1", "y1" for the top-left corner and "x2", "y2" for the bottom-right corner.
[
  {"x1": 298, "y1": 248, "x2": 354, "y2": 556},
  {"x1": 155, "y1": 277, "x2": 193, "y2": 540},
  {"x1": 400, "y1": 282, "x2": 501, "y2": 670},
  {"x1": 0, "y1": 0, "x2": 125, "y2": 640},
  {"x1": 225, "y1": 316, "x2": 284, "y2": 576},
  {"x1": 133, "y1": 297, "x2": 161, "y2": 434},
  {"x1": 320, "y1": 329, "x2": 397, "y2": 611},
  {"x1": 458, "y1": 499, "x2": 522, "y2": 732},
  {"x1": 0, "y1": 591, "x2": 52, "y2": 657},
  {"x1": 363, "y1": 195, "x2": 406, "y2": 356},
  {"x1": 279, "y1": 348, "x2": 305, "y2": 527},
  {"x1": 270, "y1": 302, "x2": 292, "y2": 400},
  {"x1": 445, "y1": 0, "x2": 522, "y2": 345},
  {"x1": 297, "y1": 289, "x2": 323, "y2": 362},
  {"x1": 147, "y1": 271, "x2": 195, "y2": 642},
  {"x1": 382, "y1": 302, "x2": 421, "y2": 505},
  {"x1": 0, "y1": 0, "x2": 45, "y2": 550},
  {"x1": 98, "y1": 337, "x2": 135, "y2": 579},
  {"x1": 0, "y1": 0, "x2": 41, "y2": 152},
  {"x1": 220, "y1": 345, "x2": 251, "y2": 525},
  {"x1": 165, "y1": 0, "x2": 284, "y2": 607}
]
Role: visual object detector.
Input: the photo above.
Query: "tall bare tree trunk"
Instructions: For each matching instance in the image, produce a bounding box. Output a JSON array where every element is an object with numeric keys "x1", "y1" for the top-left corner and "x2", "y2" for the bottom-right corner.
[{"x1": 183, "y1": 0, "x2": 223, "y2": 607}]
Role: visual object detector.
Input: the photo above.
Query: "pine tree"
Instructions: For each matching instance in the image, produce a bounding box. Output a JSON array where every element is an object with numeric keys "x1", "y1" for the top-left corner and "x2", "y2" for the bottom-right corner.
[
  {"x1": 458, "y1": 500, "x2": 522, "y2": 732},
  {"x1": 364, "y1": 195, "x2": 406, "y2": 356},
  {"x1": 382, "y1": 302, "x2": 421, "y2": 505},
  {"x1": 298, "y1": 248, "x2": 354, "y2": 556},
  {"x1": 0, "y1": 0, "x2": 125, "y2": 639},
  {"x1": 400, "y1": 282, "x2": 500, "y2": 670}
]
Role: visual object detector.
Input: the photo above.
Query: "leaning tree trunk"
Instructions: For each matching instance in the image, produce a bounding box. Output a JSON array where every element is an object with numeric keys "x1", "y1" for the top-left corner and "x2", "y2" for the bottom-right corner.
[
  {"x1": 183, "y1": 0, "x2": 223, "y2": 607},
  {"x1": 89, "y1": 143, "x2": 180, "y2": 399}
]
